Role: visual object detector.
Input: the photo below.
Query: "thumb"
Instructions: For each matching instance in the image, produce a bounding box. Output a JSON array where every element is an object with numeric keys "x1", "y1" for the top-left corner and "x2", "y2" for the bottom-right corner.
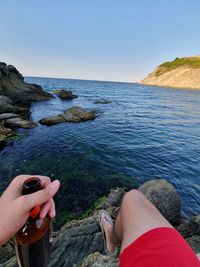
[{"x1": 22, "y1": 180, "x2": 60, "y2": 210}]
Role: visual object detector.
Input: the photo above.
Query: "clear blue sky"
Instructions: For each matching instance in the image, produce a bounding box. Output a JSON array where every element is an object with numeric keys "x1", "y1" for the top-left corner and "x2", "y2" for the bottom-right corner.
[{"x1": 0, "y1": 0, "x2": 200, "y2": 82}]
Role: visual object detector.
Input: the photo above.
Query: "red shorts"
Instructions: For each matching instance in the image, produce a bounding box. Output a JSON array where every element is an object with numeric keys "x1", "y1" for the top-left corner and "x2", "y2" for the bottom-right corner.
[{"x1": 120, "y1": 227, "x2": 200, "y2": 267}]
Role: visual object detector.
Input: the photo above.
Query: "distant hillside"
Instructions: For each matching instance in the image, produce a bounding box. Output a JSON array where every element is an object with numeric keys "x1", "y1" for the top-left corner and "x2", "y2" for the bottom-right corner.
[{"x1": 140, "y1": 56, "x2": 200, "y2": 89}]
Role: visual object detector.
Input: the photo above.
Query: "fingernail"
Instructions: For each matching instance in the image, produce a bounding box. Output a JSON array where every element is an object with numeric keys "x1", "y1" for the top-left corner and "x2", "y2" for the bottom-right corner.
[{"x1": 51, "y1": 180, "x2": 60, "y2": 190}]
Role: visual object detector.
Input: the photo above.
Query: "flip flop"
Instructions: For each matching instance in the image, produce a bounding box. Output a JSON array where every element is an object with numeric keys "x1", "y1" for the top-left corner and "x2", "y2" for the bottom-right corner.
[{"x1": 98, "y1": 209, "x2": 119, "y2": 257}]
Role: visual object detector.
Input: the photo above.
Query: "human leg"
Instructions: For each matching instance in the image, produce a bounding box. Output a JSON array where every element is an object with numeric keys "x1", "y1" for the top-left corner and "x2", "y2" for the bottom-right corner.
[{"x1": 102, "y1": 189, "x2": 173, "y2": 253}]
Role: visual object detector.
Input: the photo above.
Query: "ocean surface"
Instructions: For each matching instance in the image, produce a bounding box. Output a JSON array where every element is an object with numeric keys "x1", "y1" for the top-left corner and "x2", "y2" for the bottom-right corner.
[{"x1": 0, "y1": 77, "x2": 200, "y2": 228}]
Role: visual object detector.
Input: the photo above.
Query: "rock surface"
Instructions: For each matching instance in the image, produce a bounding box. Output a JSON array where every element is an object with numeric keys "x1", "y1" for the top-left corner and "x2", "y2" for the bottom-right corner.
[
  {"x1": 39, "y1": 106, "x2": 97, "y2": 126},
  {"x1": 0, "y1": 113, "x2": 22, "y2": 122},
  {"x1": 5, "y1": 118, "x2": 37, "y2": 129},
  {"x1": 94, "y1": 99, "x2": 112, "y2": 104},
  {"x1": 80, "y1": 252, "x2": 118, "y2": 267},
  {"x1": 1, "y1": 181, "x2": 199, "y2": 267},
  {"x1": 139, "y1": 179, "x2": 181, "y2": 223},
  {"x1": 0, "y1": 62, "x2": 52, "y2": 103},
  {"x1": 0, "y1": 62, "x2": 53, "y2": 143},
  {"x1": 186, "y1": 236, "x2": 200, "y2": 254},
  {"x1": 0, "y1": 96, "x2": 14, "y2": 113},
  {"x1": 0, "y1": 123, "x2": 16, "y2": 146},
  {"x1": 140, "y1": 56, "x2": 200, "y2": 89},
  {"x1": 54, "y1": 89, "x2": 78, "y2": 100}
]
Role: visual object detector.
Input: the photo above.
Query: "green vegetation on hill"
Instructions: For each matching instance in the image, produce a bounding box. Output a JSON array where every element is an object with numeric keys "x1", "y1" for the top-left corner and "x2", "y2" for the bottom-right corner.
[{"x1": 155, "y1": 56, "x2": 200, "y2": 76}]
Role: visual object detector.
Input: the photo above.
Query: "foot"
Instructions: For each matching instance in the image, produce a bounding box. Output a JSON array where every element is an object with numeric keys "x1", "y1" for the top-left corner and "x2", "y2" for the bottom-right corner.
[{"x1": 103, "y1": 219, "x2": 116, "y2": 253}]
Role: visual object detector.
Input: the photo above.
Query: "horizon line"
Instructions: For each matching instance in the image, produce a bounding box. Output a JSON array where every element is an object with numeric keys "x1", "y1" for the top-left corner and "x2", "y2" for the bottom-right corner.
[{"x1": 24, "y1": 75, "x2": 137, "y2": 84}]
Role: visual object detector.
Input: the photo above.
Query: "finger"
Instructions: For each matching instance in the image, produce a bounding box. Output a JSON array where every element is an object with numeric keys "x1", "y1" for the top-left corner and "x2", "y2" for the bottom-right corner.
[
  {"x1": 21, "y1": 180, "x2": 60, "y2": 210},
  {"x1": 40, "y1": 199, "x2": 53, "y2": 219},
  {"x1": 9, "y1": 175, "x2": 51, "y2": 199},
  {"x1": 49, "y1": 201, "x2": 56, "y2": 218}
]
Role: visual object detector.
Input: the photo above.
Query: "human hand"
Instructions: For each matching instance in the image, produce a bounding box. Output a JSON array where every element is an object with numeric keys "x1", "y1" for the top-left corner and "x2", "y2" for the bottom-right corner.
[{"x1": 0, "y1": 174, "x2": 60, "y2": 245}]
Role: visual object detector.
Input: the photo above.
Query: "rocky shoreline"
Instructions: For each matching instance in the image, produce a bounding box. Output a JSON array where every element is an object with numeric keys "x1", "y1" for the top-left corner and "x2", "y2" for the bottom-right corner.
[
  {"x1": 0, "y1": 62, "x2": 52, "y2": 146},
  {"x1": 0, "y1": 63, "x2": 100, "y2": 147},
  {"x1": 1, "y1": 179, "x2": 199, "y2": 266}
]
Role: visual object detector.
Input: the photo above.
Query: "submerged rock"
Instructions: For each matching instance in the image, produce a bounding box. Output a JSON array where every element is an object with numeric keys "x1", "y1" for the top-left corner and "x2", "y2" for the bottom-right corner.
[
  {"x1": 39, "y1": 106, "x2": 97, "y2": 126},
  {"x1": 54, "y1": 89, "x2": 78, "y2": 100},
  {"x1": 139, "y1": 179, "x2": 181, "y2": 223},
  {"x1": 94, "y1": 99, "x2": 112, "y2": 104}
]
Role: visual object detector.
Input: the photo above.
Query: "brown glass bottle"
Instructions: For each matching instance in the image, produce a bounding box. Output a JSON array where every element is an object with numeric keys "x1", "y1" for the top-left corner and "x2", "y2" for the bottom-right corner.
[{"x1": 15, "y1": 177, "x2": 52, "y2": 267}]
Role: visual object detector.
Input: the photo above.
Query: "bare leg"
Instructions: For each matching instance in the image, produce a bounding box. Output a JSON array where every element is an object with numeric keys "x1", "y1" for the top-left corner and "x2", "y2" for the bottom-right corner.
[{"x1": 103, "y1": 189, "x2": 173, "y2": 253}]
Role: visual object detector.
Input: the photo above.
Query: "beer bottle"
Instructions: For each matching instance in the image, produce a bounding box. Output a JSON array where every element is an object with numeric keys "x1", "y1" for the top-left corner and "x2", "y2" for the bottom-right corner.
[{"x1": 15, "y1": 177, "x2": 52, "y2": 267}]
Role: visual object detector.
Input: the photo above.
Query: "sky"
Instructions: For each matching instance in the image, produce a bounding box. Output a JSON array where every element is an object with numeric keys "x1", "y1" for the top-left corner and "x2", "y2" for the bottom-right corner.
[{"x1": 0, "y1": 0, "x2": 200, "y2": 82}]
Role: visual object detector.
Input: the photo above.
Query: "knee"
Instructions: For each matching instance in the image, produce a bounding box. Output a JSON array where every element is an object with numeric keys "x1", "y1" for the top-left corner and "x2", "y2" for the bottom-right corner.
[{"x1": 122, "y1": 189, "x2": 144, "y2": 204}]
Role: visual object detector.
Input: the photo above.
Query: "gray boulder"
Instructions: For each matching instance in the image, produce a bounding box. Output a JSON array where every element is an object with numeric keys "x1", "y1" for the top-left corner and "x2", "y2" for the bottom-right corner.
[
  {"x1": 39, "y1": 107, "x2": 97, "y2": 126},
  {"x1": 139, "y1": 179, "x2": 181, "y2": 223},
  {"x1": 54, "y1": 89, "x2": 78, "y2": 100}
]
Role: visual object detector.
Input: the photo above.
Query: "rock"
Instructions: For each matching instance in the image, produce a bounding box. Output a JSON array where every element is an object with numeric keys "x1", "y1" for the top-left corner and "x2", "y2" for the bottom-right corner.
[
  {"x1": 139, "y1": 179, "x2": 181, "y2": 223},
  {"x1": 176, "y1": 218, "x2": 191, "y2": 238},
  {"x1": 0, "y1": 123, "x2": 16, "y2": 146},
  {"x1": 188, "y1": 215, "x2": 200, "y2": 236},
  {"x1": 0, "y1": 62, "x2": 52, "y2": 103},
  {"x1": 0, "y1": 242, "x2": 15, "y2": 264},
  {"x1": 54, "y1": 89, "x2": 78, "y2": 100},
  {"x1": 39, "y1": 107, "x2": 97, "y2": 126},
  {"x1": 0, "y1": 95, "x2": 14, "y2": 113},
  {"x1": 186, "y1": 235, "x2": 200, "y2": 254},
  {"x1": 67, "y1": 106, "x2": 96, "y2": 121},
  {"x1": 80, "y1": 252, "x2": 118, "y2": 267},
  {"x1": 0, "y1": 113, "x2": 22, "y2": 122},
  {"x1": 5, "y1": 118, "x2": 37, "y2": 129},
  {"x1": 94, "y1": 99, "x2": 112, "y2": 104},
  {"x1": 47, "y1": 189, "x2": 122, "y2": 267},
  {"x1": 60, "y1": 112, "x2": 81, "y2": 122},
  {"x1": 39, "y1": 115, "x2": 65, "y2": 126}
]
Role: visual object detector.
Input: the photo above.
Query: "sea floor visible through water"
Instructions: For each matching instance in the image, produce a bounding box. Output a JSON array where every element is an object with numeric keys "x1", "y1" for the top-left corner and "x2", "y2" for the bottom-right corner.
[{"x1": 0, "y1": 77, "x2": 200, "y2": 229}]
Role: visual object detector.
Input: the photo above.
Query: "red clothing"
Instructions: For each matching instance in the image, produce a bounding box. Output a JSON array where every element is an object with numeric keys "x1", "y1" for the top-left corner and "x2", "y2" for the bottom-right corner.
[{"x1": 120, "y1": 227, "x2": 200, "y2": 267}]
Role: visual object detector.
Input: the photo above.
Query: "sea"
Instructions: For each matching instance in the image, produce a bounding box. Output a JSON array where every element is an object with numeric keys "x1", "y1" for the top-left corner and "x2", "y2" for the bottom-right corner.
[{"x1": 0, "y1": 77, "x2": 199, "y2": 229}]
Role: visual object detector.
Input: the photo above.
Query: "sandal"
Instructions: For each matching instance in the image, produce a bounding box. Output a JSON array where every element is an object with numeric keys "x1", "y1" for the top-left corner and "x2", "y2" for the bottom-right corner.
[{"x1": 98, "y1": 209, "x2": 119, "y2": 257}]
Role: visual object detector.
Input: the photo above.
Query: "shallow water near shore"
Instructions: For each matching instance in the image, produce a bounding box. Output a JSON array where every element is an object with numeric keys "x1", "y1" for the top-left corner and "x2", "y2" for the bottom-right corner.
[{"x1": 0, "y1": 77, "x2": 200, "y2": 229}]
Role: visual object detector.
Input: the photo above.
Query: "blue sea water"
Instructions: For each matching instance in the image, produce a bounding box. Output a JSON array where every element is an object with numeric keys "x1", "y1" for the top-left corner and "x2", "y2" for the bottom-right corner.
[{"x1": 0, "y1": 77, "x2": 200, "y2": 227}]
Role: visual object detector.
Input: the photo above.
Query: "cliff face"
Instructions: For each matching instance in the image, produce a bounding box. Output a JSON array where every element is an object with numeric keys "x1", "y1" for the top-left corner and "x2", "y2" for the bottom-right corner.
[
  {"x1": 140, "y1": 56, "x2": 200, "y2": 89},
  {"x1": 0, "y1": 62, "x2": 52, "y2": 103}
]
